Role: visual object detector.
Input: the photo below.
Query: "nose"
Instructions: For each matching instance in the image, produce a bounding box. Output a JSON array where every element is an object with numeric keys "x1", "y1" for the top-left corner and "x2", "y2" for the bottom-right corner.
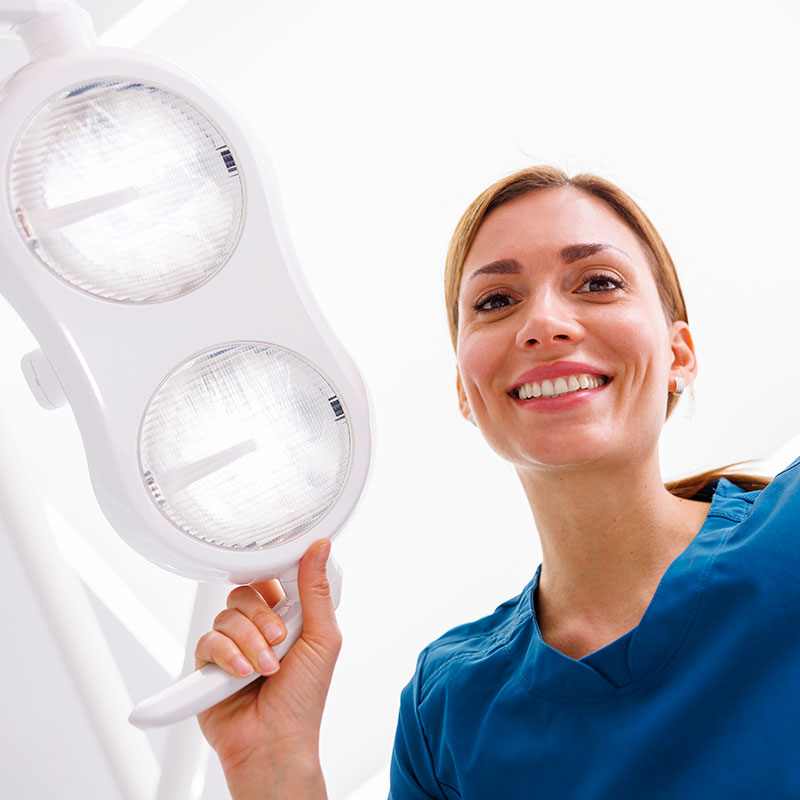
[{"x1": 514, "y1": 289, "x2": 584, "y2": 349}]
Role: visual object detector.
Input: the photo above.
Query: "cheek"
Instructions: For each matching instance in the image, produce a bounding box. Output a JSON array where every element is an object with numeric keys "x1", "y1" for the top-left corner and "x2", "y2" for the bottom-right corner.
[
  {"x1": 607, "y1": 311, "x2": 673, "y2": 415},
  {"x1": 456, "y1": 328, "x2": 510, "y2": 403},
  {"x1": 605, "y1": 306, "x2": 672, "y2": 366}
]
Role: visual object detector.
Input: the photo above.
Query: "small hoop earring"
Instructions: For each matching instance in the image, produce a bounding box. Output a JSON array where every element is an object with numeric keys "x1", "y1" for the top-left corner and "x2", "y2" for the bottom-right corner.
[
  {"x1": 468, "y1": 413, "x2": 476, "y2": 426},
  {"x1": 671, "y1": 376, "x2": 685, "y2": 395}
]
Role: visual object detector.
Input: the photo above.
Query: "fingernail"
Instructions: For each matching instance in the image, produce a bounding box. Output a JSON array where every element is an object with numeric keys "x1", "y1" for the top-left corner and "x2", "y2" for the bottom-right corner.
[
  {"x1": 232, "y1": 656, "x2": 253, "y2": 677},
  {"x1": 258, "y1": 648, "x2": 280, "y2": 675},
  {"x1": 317, "y1": 540, "x2": 331, "y2": 567},
  {"x1": 263, "y1": 622, "x2": 284, "y2": 644}
]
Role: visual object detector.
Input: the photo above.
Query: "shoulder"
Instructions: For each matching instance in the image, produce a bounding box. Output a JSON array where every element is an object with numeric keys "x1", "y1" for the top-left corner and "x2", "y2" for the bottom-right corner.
[
  {"x1": 703, "y1": 454, "x2": 800, "y2": 519},
  {"x1": 409, "y1": 579, "x2": 536, "y2": 706},
  {"x1": 772, "y1": 453, "x2": 800, "y2": 488},
  {"x1": 392, "y1": 581, "x2": 537, "y2": 797},
  {"x1": 706, "y1": 457, "x2": 800, "y2": 567},
  {"x1": 733, "y1": 454, "x2": 800, "y2": 522}
]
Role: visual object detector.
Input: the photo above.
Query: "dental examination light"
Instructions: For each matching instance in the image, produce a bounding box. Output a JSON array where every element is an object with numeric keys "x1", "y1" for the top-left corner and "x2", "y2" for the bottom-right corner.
[{"x1": 0, "y1": 1, "x2": 371, "y2": 728}]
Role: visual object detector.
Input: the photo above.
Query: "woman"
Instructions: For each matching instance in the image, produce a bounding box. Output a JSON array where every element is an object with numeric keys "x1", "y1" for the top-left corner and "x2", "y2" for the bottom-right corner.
[{"x1": 194, "y1": 166, "x2": 797, "y2": 799}]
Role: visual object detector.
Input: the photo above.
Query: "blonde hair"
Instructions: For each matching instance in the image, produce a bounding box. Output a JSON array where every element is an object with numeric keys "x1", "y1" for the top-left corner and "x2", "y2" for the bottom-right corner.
[{"x1": 444, "y1": 165, "x2": 768, "y2": 498}]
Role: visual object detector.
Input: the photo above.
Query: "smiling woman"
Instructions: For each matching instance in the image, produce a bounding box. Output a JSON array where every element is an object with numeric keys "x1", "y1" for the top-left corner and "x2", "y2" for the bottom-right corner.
[
  {"x1": 194, "y1": 166, "x2": 800, "y2": 800},
  {"x1": 454, "y1": 187, "x2": 687, "y2": 476},
  {"x1": 448, "y1": 167, "x2": 767, "y2": 493}
]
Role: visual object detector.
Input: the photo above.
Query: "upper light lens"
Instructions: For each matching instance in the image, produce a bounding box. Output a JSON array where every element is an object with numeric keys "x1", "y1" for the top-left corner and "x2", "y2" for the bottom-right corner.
[
  {"x1": 9, "y1": 80, "x2": 243, "y2": 302},
  {"x1": 139, "y1": 344, "x2": 352, "y2": 550}
]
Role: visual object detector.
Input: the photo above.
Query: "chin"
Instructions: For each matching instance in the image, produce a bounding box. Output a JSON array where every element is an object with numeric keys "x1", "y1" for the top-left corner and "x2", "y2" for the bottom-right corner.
[{"x1": 491, "y1": 429, "x2": 621, "y2": 472}]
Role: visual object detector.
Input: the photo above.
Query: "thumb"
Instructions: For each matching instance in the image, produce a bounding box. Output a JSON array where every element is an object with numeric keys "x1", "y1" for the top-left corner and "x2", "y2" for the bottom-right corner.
[{"x1": 296, "y1": 539, "x2": 341, "y2": 655}]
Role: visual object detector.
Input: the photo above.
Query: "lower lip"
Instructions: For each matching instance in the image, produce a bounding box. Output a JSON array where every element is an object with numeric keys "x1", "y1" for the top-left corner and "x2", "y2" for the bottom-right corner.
[{"x1": 511, "y1": 380, "x2": 611, "y2": 411}]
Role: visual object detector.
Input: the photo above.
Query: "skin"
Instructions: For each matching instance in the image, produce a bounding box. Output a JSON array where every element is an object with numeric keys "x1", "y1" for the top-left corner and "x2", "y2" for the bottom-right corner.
[
  {"x1": 195, "y1": 540, "x2": 339, "y2": 799},
  {"x1": 456, "y1": 186, "x2": 709, "y2": 657},
  {"x1": 197, "y1": 184, "x2": 712, "y2": 794}
]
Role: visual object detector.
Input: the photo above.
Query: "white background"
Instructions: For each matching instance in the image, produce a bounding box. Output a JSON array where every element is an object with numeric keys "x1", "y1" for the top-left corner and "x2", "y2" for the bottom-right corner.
[{"x1": 1, "y1": 1, "x2": 799, "y2": 798}]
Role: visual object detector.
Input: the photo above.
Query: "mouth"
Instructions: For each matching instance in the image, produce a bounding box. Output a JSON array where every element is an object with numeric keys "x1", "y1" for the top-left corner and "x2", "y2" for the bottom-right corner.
[{"x1": 510, "y1": 373, "x2": 610, "y2": 400}]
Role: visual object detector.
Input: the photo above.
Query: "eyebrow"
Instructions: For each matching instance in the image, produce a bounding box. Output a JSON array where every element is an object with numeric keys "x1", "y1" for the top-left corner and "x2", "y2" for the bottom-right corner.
[
  {"x1": 464, "y1": 242, "x2": 629, "y2": 285},
  {"x1": 464, "y1": 258, "x2": 522, "y2": 284},
  {"x1": 560, "y1": 242, "x2": 629, "y2": 263}
]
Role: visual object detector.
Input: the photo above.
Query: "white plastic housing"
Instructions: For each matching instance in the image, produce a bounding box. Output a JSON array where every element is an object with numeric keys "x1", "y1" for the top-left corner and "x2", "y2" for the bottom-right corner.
[
  {"x1": 0, "y1": 44, "x2": 372, "y2": 584},
  {"x1": 0, "y1": 1, "x2": 95, "y2": 60}
]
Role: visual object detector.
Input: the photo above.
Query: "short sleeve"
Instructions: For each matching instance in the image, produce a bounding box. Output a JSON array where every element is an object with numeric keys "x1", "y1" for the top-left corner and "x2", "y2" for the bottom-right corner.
[{"x1": 388, "y1": 662, "x2": 448, "y2": 800}]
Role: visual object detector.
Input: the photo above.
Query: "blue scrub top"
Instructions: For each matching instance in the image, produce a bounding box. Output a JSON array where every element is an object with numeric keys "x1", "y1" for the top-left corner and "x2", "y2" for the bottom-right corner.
[{"x1": 390, "y1": 458, "x2": 800, "y2": 799}]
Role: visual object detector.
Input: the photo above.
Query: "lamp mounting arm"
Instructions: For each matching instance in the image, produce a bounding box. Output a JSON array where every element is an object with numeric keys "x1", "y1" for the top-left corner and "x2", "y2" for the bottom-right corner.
[{"x1": 0, "y1": 0, "x2": 95, "y2": 59}]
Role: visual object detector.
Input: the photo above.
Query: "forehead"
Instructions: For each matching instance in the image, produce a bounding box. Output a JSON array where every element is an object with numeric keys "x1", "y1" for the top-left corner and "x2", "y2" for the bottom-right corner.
[{"x1": 464, "y1": 186, "x2": 649, "y2": 271}]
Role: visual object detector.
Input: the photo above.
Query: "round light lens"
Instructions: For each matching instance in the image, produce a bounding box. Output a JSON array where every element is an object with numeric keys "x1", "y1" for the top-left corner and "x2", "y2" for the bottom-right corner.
[
  {"x1": 9, "y1": 80, "x2": 243, "y2": 302},
  {"x1": 139, "y1": 344, "x2": 351, "y2": 550}
]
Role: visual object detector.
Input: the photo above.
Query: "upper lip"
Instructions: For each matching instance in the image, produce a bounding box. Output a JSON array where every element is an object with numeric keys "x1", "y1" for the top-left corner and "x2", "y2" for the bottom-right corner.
[{"x1": 510, "y1": 361, "x2": 610, "y2": 393}]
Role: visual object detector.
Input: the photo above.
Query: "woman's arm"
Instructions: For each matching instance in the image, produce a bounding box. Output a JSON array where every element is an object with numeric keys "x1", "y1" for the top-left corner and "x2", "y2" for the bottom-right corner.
[{"x1": 195, "y1": 540, "x2": 340, "y2": 800}]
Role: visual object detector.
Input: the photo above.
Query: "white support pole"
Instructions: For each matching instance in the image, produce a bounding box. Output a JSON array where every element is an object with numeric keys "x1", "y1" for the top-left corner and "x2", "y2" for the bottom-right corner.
[
  {"x1": 0, "y1": 402, "x2": 159, "y2": 800},
  {"x1": 155, "y1": 581, "x2": 228, "y2": 800}
]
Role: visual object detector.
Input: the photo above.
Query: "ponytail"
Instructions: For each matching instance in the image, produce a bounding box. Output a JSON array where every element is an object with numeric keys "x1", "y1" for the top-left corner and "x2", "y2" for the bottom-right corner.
[{"x1": 665, "y1": 463, "x2": 770, "y2": 500}]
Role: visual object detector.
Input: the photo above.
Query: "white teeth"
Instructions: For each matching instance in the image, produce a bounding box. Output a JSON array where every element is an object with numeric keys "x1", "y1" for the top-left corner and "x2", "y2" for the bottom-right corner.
[{"x1": 514, "y1": 373, "x2": 607, "y2": 400}]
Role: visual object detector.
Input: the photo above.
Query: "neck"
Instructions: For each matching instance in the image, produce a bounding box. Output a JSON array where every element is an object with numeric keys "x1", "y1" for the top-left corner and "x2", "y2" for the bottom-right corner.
[{"x1": 517, "y1": 451, "x2": 711, "y2": 657}]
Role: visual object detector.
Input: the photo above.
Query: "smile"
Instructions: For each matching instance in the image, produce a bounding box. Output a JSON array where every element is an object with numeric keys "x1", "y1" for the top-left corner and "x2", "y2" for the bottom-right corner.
[{"x1": 512, "y1": 373, "x2": 609, "y2": 400}]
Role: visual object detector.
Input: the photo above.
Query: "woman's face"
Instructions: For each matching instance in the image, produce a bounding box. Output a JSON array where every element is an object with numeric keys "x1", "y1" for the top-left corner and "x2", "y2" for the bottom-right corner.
[{"x1": 455, "y1": 186, "x2": 696, "y2": 472}]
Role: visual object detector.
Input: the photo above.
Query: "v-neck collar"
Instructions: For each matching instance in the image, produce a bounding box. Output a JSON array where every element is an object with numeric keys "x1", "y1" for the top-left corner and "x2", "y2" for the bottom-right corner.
[{"x1": 516, "y1": 479, "x2": 753, "y2": 702}]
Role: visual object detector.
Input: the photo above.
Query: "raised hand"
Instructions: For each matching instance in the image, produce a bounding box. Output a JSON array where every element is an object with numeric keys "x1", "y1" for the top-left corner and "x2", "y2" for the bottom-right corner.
[{"x1": 195, "y1": 539, "x2": 341, "y2": 800}]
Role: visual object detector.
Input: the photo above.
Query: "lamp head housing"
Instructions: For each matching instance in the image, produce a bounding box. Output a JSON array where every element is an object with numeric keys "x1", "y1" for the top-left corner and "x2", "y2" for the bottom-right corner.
[{"x1": 0, "y1": 15, "x2": 372, "y2": 584}]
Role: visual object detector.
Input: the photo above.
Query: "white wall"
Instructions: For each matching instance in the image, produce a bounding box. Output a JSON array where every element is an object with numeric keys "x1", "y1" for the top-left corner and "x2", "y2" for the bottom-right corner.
[{"x1": 1, "y1": 0, "x2": 798, "y2": 798}]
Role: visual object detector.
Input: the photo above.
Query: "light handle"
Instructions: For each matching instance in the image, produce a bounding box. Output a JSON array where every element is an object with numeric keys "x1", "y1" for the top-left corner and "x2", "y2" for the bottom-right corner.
[{"x1": 128, "y1": 557, "x2": 344, "y2": 729}]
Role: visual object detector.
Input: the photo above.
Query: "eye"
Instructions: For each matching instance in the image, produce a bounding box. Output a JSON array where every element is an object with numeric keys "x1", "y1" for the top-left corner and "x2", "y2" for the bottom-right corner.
[
  {"x1": 472, "y1": 291, "x2": 518, "y2": 313},
  {"x1": 576, "y1": 271, "x2": 626, "y2": 294}
]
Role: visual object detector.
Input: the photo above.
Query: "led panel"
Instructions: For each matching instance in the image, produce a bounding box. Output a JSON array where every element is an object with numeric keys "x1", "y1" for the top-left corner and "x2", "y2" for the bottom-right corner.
[
  {"x1": 139, "y1": 344, "x2": 352, "y2": 549},
  {"x1": 9, "y1": 80, "x2": 243, "y2": 302}
]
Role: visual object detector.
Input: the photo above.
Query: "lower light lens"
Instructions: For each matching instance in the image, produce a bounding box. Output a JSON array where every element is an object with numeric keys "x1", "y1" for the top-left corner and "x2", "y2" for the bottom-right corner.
[{"x1": 139, "y1": 344, "x2": 351, "y2": 549}]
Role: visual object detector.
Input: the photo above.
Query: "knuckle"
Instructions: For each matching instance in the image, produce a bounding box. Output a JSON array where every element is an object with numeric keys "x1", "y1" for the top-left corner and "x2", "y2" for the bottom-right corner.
[
  {"x1": 308, "y1": 620, "x2": 342, "y2": 655},
  {"x1": 195, "y1": 630, "x2": 215, "y2": 653},
  {"x1": 212, "y1": 609, "x2": 230, "y2": 628},
  {"x1": 329, "y1": 629, "x2": 343, "y2": 653},
  {"x1": 239, "y1": 628, "x2": 265, "y2": 653},
  {"x1": 197, "y1": 630, "x2": 238, "y2": 664},
  {"x1": 227, "y1": 585, "x2": 254, "y2": 607},
  {"x1": 252, "y1": 608, "x2": 278, "y2": 630},
  {"x1": 309, "y1": 576, "x2": 331, "y2": 597},
  {"x1": 330, "y1": 620, "x2": 343, "y2": 644}
]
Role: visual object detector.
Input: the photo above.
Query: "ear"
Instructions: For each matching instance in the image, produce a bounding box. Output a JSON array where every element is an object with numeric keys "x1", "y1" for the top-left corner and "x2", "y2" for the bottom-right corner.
[
  {"x1": 669, "y1": 321, "x2": 698, "y2": 388},
  {"x1": 456, "y1": 368, "x2": 472, "y2": 422}
]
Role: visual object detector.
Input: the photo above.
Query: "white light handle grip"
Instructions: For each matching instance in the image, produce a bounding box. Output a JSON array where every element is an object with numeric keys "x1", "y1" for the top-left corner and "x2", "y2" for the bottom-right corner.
[{"x1": 129, "y1": 557, "x2": 343, "y2": 729}]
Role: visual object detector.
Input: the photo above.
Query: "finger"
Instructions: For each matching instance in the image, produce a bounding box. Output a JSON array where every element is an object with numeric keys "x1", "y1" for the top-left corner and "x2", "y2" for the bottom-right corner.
[
  {"x1": 195, "y1": 629, "x2": 259, "y2": 677},
  {"x1": 251, "y1": 578, "x2": 285, "y2": 608},
  {"x1": 296, "y1": 539, "x2": 342, "y2": 657},
  {"x1": 212, "y1": 608, "x2": 280, "y2": 676},
  {"x1": 226, "y1": 585, "x2": 287, "y2": 646}
]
